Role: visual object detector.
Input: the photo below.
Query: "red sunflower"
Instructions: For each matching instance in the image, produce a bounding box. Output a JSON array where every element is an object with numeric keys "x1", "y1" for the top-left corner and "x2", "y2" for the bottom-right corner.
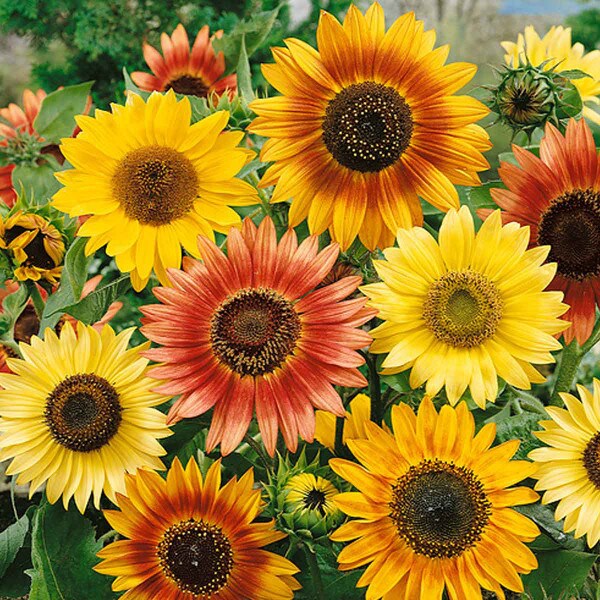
[
  {"x1": 131, "y1": 23, "x2": 237, "y2": 99},
  {"x1": 141, "y1": 216, "x2": 374, "y2": 456},
  {"x1": 482, "y1": 118, "x2": 600, "y2": 345}
]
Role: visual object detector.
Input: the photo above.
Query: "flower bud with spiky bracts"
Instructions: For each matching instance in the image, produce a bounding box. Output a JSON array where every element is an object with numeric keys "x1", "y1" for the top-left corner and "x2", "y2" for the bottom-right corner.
[
  {"x1": 263, "y1": 449, "x2": 345, "y2": 549},
  {"x1": 487, "y1": 61, "x2": 583, "y2": 140}
]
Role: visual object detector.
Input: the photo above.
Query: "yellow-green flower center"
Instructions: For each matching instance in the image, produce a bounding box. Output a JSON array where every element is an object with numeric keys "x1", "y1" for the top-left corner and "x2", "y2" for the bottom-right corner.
[
  {"x1": 322, "y1": 81, "x2": 413, "y2": 173},
  {"x1": 157, "y1": 519, "x2": 234, "y2": 595},
  {"x1": 389, "y1": 459, "x2": 491, "y2": 559},
  {"x1": 112, "y1": 145, "x2": 198, "y2": 226},
  {"x1": 538, "y1": 188, "x2": 600, "y2": 281},
  {"x1": 45, "y1": 374, "x2": 121, "y2": 452},
  {"x1": 423, "y1": 270, "x2": 503, "y2": 348}
]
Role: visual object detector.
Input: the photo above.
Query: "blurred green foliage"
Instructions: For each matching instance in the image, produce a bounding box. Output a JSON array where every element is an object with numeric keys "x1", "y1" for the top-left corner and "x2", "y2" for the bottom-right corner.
[
  {"x1": 0, "y1": 0, "x2": 352, "y2": 108},
  {"x1": 566, "y1": 8, "x2": 600, "y2": 51}
]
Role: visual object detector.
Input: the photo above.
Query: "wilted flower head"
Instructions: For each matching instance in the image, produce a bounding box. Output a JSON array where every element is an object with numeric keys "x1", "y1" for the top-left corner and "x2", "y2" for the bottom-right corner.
[{"x1": 0, "y1": 211, "x2": 64, "y2": 284}]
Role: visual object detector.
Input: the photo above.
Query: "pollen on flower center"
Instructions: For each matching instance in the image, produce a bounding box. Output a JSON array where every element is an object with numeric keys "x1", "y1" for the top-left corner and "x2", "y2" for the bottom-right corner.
[
  {"x1": 157, "y1": 519, "x2": 234, "y2": 596},
  {"x1": 538, "y1": 188, "x2": 600, "y2": 281},
  {"x1": 44, "y1": 374, "x2": 122, "y2": 452},
  {"x1": 423, "y1": 270, "x2": 503, "y2": 348},
  {"x1": 389, "y1": 459, "x2": 492, "y2": 559},
  {"x1": 166, "y1": 75, "x2": 210, "y2": 97},
  {"x1": 322, "y1": 81, "x2": 413, "y2": 173},
  {"x1": 210, "y1": 288, "x2": 301, "y2": 376},
  {"x1": 112, "y1": 145, "x2": 199, "y2": 226}
]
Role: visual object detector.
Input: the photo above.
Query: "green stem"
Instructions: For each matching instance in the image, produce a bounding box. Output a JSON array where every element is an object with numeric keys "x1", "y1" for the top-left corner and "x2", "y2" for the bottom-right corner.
[
  {"x1": 550, "y1": 340, "x2": 582, "y2": 406},
  {"x1": 9, "y1": 476, "x2": 19, "y2": 521},
  {"x1": 243, "y1": 434, "x2": 274, "y2": 473},
  {"x1": 304, "y1": 545, "x2": 325, "y2": 600},
  {"x1": 248, "y1": 172, "x2": 274, "y2": 218},
  {"x1": 334, "y1": 415, "x2": 345, "y2": 456},
  {"x1": 27, "y1": 283, "x2": 45, "y2": 320},
  {"x1": 364, "y1": 352, "x2": 382, "y2": 424},
  {"x1": 97, "y1": 529, "x2": 119, "y2": 546}
]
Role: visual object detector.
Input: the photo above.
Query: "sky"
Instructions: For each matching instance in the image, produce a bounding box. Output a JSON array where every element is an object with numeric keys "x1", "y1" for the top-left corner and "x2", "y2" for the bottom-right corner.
[{"x1": 500, "y1": 0, "x2": 586, "y2": 15}]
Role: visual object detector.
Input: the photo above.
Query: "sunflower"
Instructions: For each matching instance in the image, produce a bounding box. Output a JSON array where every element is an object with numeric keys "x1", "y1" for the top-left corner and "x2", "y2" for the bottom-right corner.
[
  {"x1": 315, "y1": 393, "x2": 373, "y2": 451},
  {"x1": 0, "y1": 275, "x2": 122, "y2": 373},
  {"x1": 483, "y1": 118, "x2": 600, "y2": 345},
  {"x1": 52, "y1": 90, "x2": 258, "y2": 291},
  {"x1": 361, "y1": 206, "x2": 568, "y2": 408},
  {"x1": 141, "y1": 216, "x2": 374, "y2": 456},
  {"x1": 530, "y1": 379, "x2": 600, "y2": 547},
  {"x1": 248, "y1": 3, "x2": 490, "y2": 251},
  {"x1": 0, "y1": 88, "x2": 90, "y2": 207},
  {"x1": 285, "y1": 473, "x2": 340, "y2": 519},
  {"x1": 330, "y1": 398, "x2": 540, "y2": 600},
  {"x1": 0, "y1": 210, "x2": 65, "y2": 284},
  {"x1": 502, "y1": 25, "x2": 600, "y2": 124},
  {"x1": 0, "y1": 89, "x2": 47, "y2": 207},
  {"x1": 95, "y1": 457, "x2": 300, "y2": 599},
  {"x1": 0, "y1": 322, "x2": 171, "y2": 512},
  {"x1": 131, "y1": 23, "x2": 237, "y2": 99}
]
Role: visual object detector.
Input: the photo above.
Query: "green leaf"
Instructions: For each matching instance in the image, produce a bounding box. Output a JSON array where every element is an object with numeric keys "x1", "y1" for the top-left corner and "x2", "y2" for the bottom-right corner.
[
  {"x1": 1, "y1": 284, "x2": 28, "y2": 320},
  {"x1": 465, "y1": 181, "x2": 504, "y2": 212},
  {"x1": 557, "y1": 81, "x2": 583, "y2": 120},
  {"x1": 495, "y1": 412, "x2": 543, "y2": 459},
  {"x1": 236, "y1": 35, "x2": 254, "y2": 100},
  {"x1": 33, "y1": 82, "x2": 94, "y2": 143},
  {"x1": 122, "y1": 68, "x2": 149, "y2": 100},
  {"x1": 12, "y1": 163, "x2": 62, "y2": 205},
  {"x1": 523, "y1": 548, "x2": 596, "y2": 600},
  {"x1": 27, "y1": 500, "x2": 114, "y2": 600},
  {"x1": 518, "y1": 503, "x2": 585, "y2": 551},
  {"x1": 559, "y1": 68, "x2": 591, "y2": 80},
  {"x1": 0, "y1": 544, "x2": 33, "y2": 597},
  {"x1": 39, "y1": 238, "x2": 92, "y2": 332},
  {"x1": 0, "y1": 513, "x2": 29, "y2": 580},
  {"x1": 212, "y1": 7, "x2": 281, "y2": 73},
  {"x1": 62, "y1": 275, "x2": 131, "y2": 325}
]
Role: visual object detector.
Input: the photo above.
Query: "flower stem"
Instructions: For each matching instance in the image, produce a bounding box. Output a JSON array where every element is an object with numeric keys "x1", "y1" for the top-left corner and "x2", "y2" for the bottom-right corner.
[
  {"x1": 365, "y1": 352, "x2": 382, "y2": 424},
  {"x1": 550, "y1": 340, "x2": 582, "y2": 406},
  {"x1": 304, "y1": 545, "x2": 325, "y2": 600},
  {"x1": 27, "y1": 282, "x2": 45, "y2": 320},
  {"x1": 248, "y1": 171, "x2": 273, "y2": 218},
  {"x1": 243, "y1": 433, "x2": 274, "y2": 473}
]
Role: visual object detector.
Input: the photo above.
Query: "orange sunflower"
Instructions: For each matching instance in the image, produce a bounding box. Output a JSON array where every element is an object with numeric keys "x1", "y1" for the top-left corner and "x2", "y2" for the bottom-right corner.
[
  {"x1": 0, "y1": 88, "x2": 90, "y2": 207},
  {"x1": 0, "y1": 89, "x2": 46, "y2": 207},
  {"x1": 95, "y1": 458, "x2": 300, "y2": 599},
  {"x1": 248, "y1": 2, "x2": 491, "y2": 250},
  {"x1": 482, "y1": 118, "x2": 600, "y2": 345},
  {"x1": 131, "y1": 23, "x2": 237, "y2": 99},
  {"x1": 330, "y1": 398, "x2": 540, "y2": 599},
  {"x1": 141, "y1": 216, "x2": 374, "y2": 456}
]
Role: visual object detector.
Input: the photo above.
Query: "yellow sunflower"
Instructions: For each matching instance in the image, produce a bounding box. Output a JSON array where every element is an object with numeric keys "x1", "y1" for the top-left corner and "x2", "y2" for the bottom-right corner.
[
  {"x1": 361, "y1": 206, "x2": 569, "y2": 407},
  {"x1": 530, "y1": 379, "x2": 600, "y2": 547},
  {"x1": 95, "y1": 457, "x2": 300, "y2": 599},
  {"x1": 330, "y1": 398, "x2": 540, "y2": 600},
  {"x1": 0, "y1": 211, "x2": 64, "y2": 284},
  {"x1": 248, "y1": 2, "x2": 491, "y2": 251},
  {"x1": 52, "y1": 90, "x2": 258, "y2": 291},
  {"x1": 0, "y1": 322, "x2": 171, "y2": 512},
  {"x1": 502, "y1": 25, "x2": 600, "y2": 124}
]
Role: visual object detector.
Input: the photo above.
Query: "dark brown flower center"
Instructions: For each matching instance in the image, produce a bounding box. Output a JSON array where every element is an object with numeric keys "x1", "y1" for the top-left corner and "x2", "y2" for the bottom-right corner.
[
  {"x1": 423, "y1": 270, "x2": 503, "y2": 348},
  {"x1": 210, "y1": 287, "x2": 301, "y2": 376},
  {"x1": 538, "y1": 188, "x2": 600, "y2": 281},
  {"x1": 322, "y1": 81, "x2": 413, "y2": 173},
  {"x1": 583, "y1": 432, "x2": 600, "y2": 488},
  {"x1": 304, "y1": 488, "x2": 328, "y2": 515},
  {"x1": 13, "y1": 305, "x2": 40, "y2": 345},
  {"x1": 157, "y1": 519, "x2": 234, "y2": 596},
  {"x1": 4, "y1": 226, "x2": 55, "y2": 270},
  {"x1": 112, "y1": 145, "x2": 198, "y2": 226},
  {"x1": 390, "y1": 459, "x2": 491, "y2": 559},
  {"x1": 45, "y1": 374, "x2": 121, "y2": 452},
  {"x1": 166, "y1": 75, "x2": 210, "y2": 98}
]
